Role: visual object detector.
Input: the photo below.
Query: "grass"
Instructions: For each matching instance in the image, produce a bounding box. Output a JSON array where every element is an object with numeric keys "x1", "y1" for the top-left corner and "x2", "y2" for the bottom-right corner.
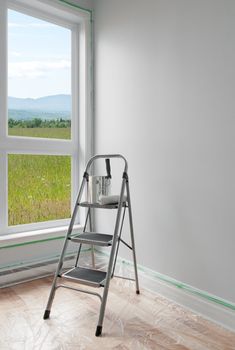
[
  {"x1": 8, "y1": 127, "x2": 71, "y2": 140},
  {"x1": 8, "y1": 128, "x2": 71, "y2": 226}
]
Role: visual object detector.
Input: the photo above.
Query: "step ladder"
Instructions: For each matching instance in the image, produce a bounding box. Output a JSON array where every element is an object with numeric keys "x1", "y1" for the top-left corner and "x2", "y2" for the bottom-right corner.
[{"x1": 43, "y1": 154, "x2": 140, "y2": 337}]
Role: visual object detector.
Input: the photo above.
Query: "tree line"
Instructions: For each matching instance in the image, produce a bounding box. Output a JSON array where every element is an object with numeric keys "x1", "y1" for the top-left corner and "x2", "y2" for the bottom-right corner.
[{"x1": 8, "y1": 118, "x2": 71, "y2": 128}]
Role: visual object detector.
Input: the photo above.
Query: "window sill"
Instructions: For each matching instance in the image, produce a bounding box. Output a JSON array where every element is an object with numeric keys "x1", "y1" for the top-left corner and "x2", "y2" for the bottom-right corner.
[{"x1": 0, "y1": 224, "x2": 83, "y2": 249}]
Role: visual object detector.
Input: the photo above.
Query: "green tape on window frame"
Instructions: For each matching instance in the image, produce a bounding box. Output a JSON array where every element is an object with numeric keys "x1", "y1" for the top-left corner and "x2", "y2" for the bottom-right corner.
[{"x1": 58, "y1": 0, "x2": 93, "y2": 20}]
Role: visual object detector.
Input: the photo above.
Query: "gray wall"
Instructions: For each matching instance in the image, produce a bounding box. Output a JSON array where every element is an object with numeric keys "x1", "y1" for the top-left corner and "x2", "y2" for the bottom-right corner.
[{"x1": 94, "y1": 0, "x2": 235, "y2": 303}]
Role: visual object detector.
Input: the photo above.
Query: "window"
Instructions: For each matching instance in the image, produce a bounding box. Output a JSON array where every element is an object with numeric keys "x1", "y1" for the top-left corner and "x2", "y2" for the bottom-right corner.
[{"x1": 0, "y1": 0, "x2": 92, "y2": 235}]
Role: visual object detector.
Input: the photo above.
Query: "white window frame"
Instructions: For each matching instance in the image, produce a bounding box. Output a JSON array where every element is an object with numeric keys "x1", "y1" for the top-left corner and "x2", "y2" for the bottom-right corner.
[{"x1": 0, "y1": 0, "x2": 92, "y2": 237}]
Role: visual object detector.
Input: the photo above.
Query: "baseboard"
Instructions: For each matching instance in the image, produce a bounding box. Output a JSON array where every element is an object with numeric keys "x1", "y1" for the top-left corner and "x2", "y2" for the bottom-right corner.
[
  {"x1": 122, "y1": 258, "x2": 235, "y2": 332},
  {"x1": 0, "y1": 249, "x2": 91, "y2": 288},
  {"x1": 96, "y1": 250, "x2": 235, "y2": 333}
]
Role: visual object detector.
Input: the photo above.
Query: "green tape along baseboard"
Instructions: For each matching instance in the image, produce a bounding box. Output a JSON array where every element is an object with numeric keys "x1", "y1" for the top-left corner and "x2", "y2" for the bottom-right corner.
[
  {"x1": 129, "y1": 260, "x2": 235, "y2": 311},
  {"x1": 97, "y1": 249, "x2": 235, "y2": 312},
  {"x1": 0, "y1": 246, "x2": 91, "y2": 271},
  {"x1": 1, "y1": 239, "x2": 234, "y2": 312}
]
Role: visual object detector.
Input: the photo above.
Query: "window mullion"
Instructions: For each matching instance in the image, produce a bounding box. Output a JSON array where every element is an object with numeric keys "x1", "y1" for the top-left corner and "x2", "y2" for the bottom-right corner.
[
  {"x1": 0, "y1": 2, "x2": 7, "y2": 142},
  {"x1": 1, "y1": 137, "x2": 73, "y2": 156},
  {"x1": 0, "y1": 4, "x2": 7, "y2": 232}
]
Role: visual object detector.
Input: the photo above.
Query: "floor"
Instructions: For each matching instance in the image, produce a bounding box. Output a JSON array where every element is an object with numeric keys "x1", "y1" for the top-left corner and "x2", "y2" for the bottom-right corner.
[{"x1": 0, "y1": 275, "x2": 235, "y2": 350}]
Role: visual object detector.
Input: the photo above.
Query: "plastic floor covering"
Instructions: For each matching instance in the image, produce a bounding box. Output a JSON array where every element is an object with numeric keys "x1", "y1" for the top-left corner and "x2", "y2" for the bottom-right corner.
[{"x1": 0, "y1": 252, "x2": 234, "y2": 349}]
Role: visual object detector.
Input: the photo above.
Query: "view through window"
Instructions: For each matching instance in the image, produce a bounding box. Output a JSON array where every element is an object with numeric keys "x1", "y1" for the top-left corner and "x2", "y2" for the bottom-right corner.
[
  {"x1": 8, "y1": 154, "x2": 71, "y2": 225},
  {"x1": 7, "y1": 9, "x2": 72, "y2": 226}
]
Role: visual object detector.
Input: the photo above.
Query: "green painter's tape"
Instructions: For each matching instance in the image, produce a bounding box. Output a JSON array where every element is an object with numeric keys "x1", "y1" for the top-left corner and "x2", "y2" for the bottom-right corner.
[
  {"x1": 0, "y1": 235, "x2": 66, "y2": 250},
  {"x1": 129, "y1": 261, "x2": 235, "y2": 311},
  {"x1": 0, "y1": 248, "x2": 91, "y2": 271},
  {"x1": 97, "y1": 249, "x2": 235, "y2": 312},
  {"x1": 58, "y1": 0, "x2": 93, "y2": 20},
  {"x1": 0, "y1": 232, "x2": 82, "y2": 250}
]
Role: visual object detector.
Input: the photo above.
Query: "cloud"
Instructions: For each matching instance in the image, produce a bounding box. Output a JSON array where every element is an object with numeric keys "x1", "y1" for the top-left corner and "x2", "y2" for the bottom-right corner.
[
  {"x1": 8, "y1": 60, "x2": 71, "y2": 79},
  {"x1": 9, "y1": 22, "x2": 56, "y2": 29},
  {"x1": 10, "y1": 51, "x2": 22, "y2": 57}
]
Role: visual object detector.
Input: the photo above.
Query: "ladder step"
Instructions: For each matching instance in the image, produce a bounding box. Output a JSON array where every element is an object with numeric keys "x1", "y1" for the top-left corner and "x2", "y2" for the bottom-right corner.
[
  {"x1": 62, "y1": 267, "x2": 106, "y2": 287},
  {"x1": 79, "y1": 201, "x2": 126, "y2": 209},
  {"x1": 70, "y1": 233, "x2": 113, "y2": 246}
]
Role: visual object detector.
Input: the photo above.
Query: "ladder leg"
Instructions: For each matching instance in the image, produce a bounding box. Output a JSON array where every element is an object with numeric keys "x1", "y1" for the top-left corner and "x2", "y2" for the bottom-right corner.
[
  {"x1": 43, "y1": 275, "x2": 58, "y2": 319},
  {"x1": 74, "y1": 244, "x2": 82, "y2": 268},
  {"x1": 43, "y1": 176, "x2": 87, "y2": 319},
  {"x1": 43, "y1": 234, "x2": 71, "y2": 319},
  {"x1": 126, "y1": 178, "x2": 140, "y2": 294},
  {"x1": 91, "y1": 245, "x2": 95, "y2": 268},
  {"x1": 112, "y1": 206, "x2": 126, "y2": 277},
  {"x1": 95, "y1": 177, "x2": 126, "y2": 336},
  {"x1": 89, "y1": 209, "x2": 96, "y2": 268},
  {"x1": 74, "y1": 207, "x2": 90, "y2": 267}
]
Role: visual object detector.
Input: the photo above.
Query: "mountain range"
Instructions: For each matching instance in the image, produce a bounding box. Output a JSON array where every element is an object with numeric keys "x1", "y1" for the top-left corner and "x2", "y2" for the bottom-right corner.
[{"x1": 8, "y1": 94, "x2": 71, "y2": 112}]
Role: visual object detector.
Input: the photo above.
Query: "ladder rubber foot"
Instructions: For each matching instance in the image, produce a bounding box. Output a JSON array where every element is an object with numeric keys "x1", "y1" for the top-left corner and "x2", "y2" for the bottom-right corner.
[
  {"x1": 95, "y1": 325, "x2": 102, "y2": 337},
  {"x1": 43, "y1": 310, "x2": 50, "y2": 319},
  {"x1": 136, "y1": 290, "x2": 140, "y2": 294}
]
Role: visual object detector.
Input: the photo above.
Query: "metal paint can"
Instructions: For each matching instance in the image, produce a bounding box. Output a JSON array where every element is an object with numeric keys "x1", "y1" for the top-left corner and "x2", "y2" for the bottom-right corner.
[{"x1": 87, "y1": 176, "x2": 111, "y2": 204}]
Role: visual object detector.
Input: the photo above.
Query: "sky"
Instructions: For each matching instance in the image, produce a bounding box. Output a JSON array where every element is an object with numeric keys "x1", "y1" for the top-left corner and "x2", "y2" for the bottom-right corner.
[{"x1": 8, "y1": 10, "x2": 71, "y2": 99}]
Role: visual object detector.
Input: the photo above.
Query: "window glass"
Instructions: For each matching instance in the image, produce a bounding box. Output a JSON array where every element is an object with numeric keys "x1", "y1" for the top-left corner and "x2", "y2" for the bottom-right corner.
[
  {"x1": 8, "y1": 10, "x2": 71, "y2": 140},
  {"x1": 8, "y1": 154, "x2": 71, "y2": 225}
]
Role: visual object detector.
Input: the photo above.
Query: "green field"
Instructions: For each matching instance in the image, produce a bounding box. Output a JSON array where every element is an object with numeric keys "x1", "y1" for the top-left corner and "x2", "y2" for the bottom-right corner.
[
  {"x1": 8, "y1": 127, "x2": 70, "y2": 140},
  {"x1": 8, "y1": 127, "x2": 71, "y2": 226}
]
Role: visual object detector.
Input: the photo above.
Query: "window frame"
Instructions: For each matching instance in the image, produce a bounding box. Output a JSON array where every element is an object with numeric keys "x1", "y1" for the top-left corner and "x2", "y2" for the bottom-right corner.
[{"x1": 0, "y1": 0, "x2": 92, "y2": 236}]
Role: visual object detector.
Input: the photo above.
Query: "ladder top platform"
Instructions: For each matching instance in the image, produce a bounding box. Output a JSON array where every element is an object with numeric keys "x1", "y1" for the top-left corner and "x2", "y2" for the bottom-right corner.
[{"x1": 79, "y1": 201, "x2": 127, "y2": 209}]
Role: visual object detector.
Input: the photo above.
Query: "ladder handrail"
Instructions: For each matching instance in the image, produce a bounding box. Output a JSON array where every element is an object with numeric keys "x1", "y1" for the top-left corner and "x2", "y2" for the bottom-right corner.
[{"x1": 85, "y1": 154, "x2": 128, "y2": 173}]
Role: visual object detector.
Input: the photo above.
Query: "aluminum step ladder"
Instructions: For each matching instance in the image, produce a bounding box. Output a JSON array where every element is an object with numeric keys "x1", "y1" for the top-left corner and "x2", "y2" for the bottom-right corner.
[{"x1": 43, "y1": 154, "x2": 140, "y2": 337}]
